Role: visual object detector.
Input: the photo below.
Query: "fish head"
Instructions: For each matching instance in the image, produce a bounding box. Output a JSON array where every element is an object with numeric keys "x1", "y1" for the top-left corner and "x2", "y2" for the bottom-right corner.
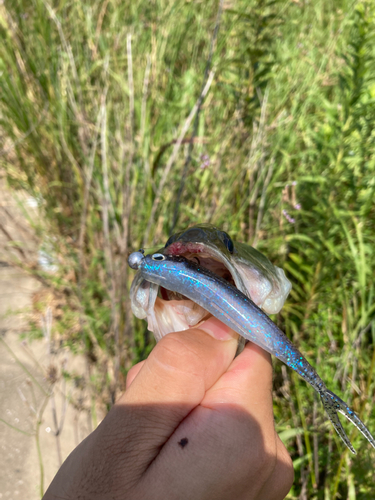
[{"x1": 130, "y1": 224, "x2": 291, "y2": 342}]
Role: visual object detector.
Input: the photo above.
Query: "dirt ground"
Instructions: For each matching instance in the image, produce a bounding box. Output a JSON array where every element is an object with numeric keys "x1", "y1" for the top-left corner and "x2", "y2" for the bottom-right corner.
[{"x1": 0, "y1": 184, "x2": 94, "y2": 499}]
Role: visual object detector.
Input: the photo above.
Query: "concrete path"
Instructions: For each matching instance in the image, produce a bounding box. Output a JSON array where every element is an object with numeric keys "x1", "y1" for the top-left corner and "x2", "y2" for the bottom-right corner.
[{"x1": 0, "y1": 183, "x2": 94, "y2": 499}]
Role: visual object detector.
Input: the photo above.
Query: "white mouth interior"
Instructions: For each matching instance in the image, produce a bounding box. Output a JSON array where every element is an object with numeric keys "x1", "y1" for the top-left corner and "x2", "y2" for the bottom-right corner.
[{"x1": 147, "y1": 251, "x2": 233, "y2": 341}]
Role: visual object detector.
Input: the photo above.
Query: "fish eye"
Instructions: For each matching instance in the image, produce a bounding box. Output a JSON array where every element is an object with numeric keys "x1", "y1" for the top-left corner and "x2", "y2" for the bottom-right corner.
[
  {"x1": 221, "y1": 231, "x2": 234, "y2": 253},
  {"x1": 152, "y1": 253, "x2": 166, "y2": 261}
]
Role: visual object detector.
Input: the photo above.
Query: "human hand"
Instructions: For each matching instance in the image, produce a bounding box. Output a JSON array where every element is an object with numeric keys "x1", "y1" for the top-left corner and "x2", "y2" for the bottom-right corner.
[{"x1": 43, "y1": 317, "x2": 293, "y2": 500}]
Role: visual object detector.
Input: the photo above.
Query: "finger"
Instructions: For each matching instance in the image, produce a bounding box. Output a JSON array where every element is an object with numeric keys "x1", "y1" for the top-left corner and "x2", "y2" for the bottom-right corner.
[
  {"x1": 198, "y1": 342, "x2": 293, "y2": 499},
  {"x1": 126, "y1": 361, "x2": 146, "y2": 390},
  {"x1": 94, "y1": 318, "x2": 238, "y2": 477},
  {"x1": 122, "y1": 317, "x2": 238, "y2": 409},
  {"x1": 202, "y1": 341, "x2": 274, "y2": 433},
  {"x1": 140, "y1": 342, "x2": 277, "y2": 499},
  {"x1": 200, "y1": 341, "x2": 276, "y2": 487}
]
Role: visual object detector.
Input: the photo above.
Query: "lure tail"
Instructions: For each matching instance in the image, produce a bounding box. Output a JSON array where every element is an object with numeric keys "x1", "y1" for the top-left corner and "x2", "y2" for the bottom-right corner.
[{"x1": 320, "y1": 388, "x2": 375, "y2": 454}]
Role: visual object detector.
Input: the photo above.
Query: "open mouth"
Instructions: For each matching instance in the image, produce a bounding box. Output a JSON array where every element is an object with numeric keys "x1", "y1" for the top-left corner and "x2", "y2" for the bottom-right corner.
[
  {"x1": 160, "y1": 242, "x2": 236, "y2": 302},
  {"x1": 145, "y1": 242, "x2": 239, "y2": 339},
  {"x1": 130, "y1": 240, "x2": 292, "y2": 342}
]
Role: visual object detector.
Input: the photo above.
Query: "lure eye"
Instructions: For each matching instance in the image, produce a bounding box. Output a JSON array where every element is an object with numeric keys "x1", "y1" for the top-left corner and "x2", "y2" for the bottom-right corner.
[{"x1": 152, "y1": 253, "x2": 166, "y2": 261}]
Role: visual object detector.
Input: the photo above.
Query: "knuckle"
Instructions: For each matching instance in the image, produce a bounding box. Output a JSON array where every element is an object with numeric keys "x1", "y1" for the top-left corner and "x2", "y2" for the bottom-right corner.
[
  {"x1": 276, "y1": 439, "x2": 295, "y2": 490},
  {"x1": 126, "y1": 363, "x2": 140, "y2": 385},
  {"x1": 239, "y1": 426, "x2": 278, "y2": 485},
  {"x1": 156, "y1": 332, "x2": 205, "y2": 376},
  {"x1": 251, "y1": 443, "x2": 277, "y2": 481}
]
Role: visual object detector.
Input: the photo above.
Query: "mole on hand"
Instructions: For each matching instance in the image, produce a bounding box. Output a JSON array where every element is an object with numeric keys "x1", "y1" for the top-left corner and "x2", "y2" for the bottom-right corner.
[{"x1": 178, "y1": 438, "x2": 189, "y2": 448}]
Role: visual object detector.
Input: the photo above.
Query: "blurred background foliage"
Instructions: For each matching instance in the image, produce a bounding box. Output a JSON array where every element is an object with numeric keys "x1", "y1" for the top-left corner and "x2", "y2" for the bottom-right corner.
[{"x1": 1, "y1": 0, "x2": 375, "y2": 497}]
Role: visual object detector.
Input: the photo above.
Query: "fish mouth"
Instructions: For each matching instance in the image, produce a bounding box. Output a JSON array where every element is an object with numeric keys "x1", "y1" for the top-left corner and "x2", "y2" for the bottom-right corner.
[
  {"x1": 140, "y1": 242, "x2": 237, "y2": 340},
  {"x1": 130, "y1": 240, "x2": 291, "y2": 342},
  {"x1": 130, "y1": 241, "x2": 242, "y2": 341},
  {"x1": 160, "y1": 241, "x2": 236, "y2": 301}
]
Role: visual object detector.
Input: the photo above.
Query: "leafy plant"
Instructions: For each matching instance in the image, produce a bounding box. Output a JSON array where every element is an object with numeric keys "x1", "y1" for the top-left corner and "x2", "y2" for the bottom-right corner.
[{"x1": 1, "y1": 0, "x2": 375, "y2": 497}]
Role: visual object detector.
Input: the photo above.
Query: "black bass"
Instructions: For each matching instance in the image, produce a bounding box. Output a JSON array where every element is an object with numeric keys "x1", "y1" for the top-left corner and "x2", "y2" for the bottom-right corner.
[{"x1": 128, "y1": 224, "x2": 375, "y2": 453}]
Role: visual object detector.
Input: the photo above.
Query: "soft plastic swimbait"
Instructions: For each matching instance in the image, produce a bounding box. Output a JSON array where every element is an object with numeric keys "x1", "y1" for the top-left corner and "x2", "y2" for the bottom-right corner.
[{"x1": 128, "y1": 248, "x2": 375, "y2": 454}]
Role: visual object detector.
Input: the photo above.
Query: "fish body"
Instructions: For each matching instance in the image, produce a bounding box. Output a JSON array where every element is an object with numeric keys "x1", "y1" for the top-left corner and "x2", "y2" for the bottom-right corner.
[{"x1": 128, "y1": 225, "x2": 375, "y2": 454}]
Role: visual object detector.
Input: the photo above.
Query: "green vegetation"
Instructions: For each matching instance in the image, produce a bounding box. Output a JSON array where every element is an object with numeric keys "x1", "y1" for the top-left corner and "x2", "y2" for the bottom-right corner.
[{"x1": 1, "y1": 0, "x2": 375, "y2": 497}]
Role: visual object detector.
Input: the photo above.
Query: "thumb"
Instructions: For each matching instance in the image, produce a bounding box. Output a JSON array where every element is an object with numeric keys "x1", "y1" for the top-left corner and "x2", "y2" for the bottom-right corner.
[
  {"x1": 97, "y1": 318, "x2": 238, "y2": 470},
  {"x1": 42, "y1": 319, "x2": 239, "y2": 499},
  {"x1": 121, "y1": 315, "x2": 238, "y2": 422}
]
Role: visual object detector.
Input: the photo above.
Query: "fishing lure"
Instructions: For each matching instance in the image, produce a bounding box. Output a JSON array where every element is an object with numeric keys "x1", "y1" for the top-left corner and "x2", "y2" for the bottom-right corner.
[{"x1": 128, "y1": 249, "x2": 375, "y2": 454}]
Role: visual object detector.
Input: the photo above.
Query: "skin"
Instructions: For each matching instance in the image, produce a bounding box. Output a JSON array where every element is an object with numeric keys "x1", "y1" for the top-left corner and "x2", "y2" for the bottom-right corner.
[{"x1": 43, "y1": 317, "x2": 294, "y2": 500}]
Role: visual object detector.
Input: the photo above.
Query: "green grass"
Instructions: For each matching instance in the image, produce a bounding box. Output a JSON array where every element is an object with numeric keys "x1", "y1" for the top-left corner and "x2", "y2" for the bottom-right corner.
[{"x1": 1, "y1": 0, "x2": 375, "y2": 497}]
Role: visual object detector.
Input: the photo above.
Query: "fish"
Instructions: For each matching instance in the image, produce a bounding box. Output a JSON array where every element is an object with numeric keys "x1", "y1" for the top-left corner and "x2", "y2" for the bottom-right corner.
[
  {"x1": 129, "y1": 224, "x2": 292, "y2": 345},
  {"x1": 128, "y1": 224, "x2": 375, "y2": 453}
]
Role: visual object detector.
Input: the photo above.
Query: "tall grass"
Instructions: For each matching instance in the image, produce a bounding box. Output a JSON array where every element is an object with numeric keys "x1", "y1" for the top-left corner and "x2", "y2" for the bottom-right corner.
[{"x1": 1, "y1": 0, "x2": 375, "y2": 497}]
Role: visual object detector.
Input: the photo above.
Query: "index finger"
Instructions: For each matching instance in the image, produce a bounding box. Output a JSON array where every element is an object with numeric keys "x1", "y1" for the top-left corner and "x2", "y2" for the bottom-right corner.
[{"x1": 201, "y1": 342, "x2": 275, "y2": 439}]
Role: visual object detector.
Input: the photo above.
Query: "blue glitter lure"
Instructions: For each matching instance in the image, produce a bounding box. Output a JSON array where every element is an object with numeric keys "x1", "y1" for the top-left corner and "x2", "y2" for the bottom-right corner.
[{"x1": 128, "y1": 251, "x2": 375, "y2": 454}]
